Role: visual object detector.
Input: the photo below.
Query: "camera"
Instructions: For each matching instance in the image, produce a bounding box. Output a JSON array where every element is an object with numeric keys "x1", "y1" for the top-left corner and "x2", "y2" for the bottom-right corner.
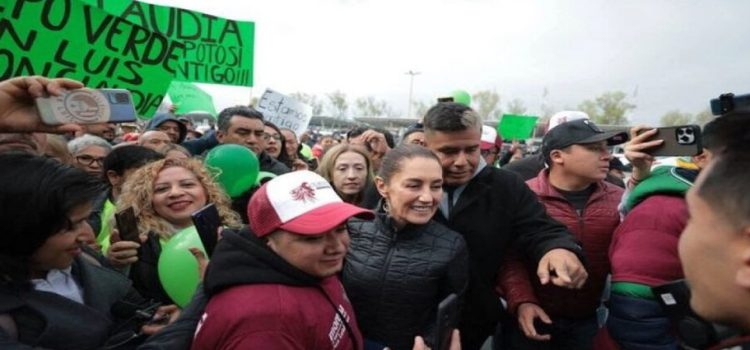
[
  {"x1": 36, "y1": 88, "x2": 138, "y2": 125},
  {"x1": 710, "y1": 93, "x2": 750, "y2": 116}
]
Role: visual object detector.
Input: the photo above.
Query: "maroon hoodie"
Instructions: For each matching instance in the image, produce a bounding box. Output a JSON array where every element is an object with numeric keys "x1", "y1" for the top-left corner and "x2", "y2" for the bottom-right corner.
[{"x1": 191, "y1": 229, "x2": 362, "y2": 350}]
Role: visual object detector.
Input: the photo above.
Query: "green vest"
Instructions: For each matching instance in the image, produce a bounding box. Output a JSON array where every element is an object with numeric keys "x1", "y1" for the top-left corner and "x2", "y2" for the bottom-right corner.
[{"x1": 96, "y1": 199, "x2": 116, "y2": 254}]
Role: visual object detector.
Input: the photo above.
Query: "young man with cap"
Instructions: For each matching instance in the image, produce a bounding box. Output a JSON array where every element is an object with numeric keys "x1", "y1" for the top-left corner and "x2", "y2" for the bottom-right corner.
[
  {"x1": 422, "y1": 102, "x2": 588, "y2": 350},
  {"x1": 191, "y1": 170, "x2": 372, "y2": 349},
  {"x1": 503, "y1": 111, "x2": 590, "y2": 180},
  {"x1": 497, "y1": 119, "x2": 627, "y2": 350},
  {"x1": 480, "y1": 125, "x2": 503, "y2": 167}
]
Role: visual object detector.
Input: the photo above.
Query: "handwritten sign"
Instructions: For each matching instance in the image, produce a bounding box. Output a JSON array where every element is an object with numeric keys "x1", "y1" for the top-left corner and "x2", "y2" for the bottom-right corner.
[
  {"x1": 256, "y1": 89, "x2": 313, "y2": 137},
  {"x1": 81, "y1": 0, "x2": 254, "y2": 86},
  {"x1": 0, "y1": 0, "x2": 182, "y2": 117}
]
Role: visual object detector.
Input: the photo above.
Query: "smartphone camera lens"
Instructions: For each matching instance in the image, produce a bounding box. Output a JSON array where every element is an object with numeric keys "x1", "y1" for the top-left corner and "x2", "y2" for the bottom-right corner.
[{"x1": 113, "y1": 93, "x2": 130, "y2": 104}]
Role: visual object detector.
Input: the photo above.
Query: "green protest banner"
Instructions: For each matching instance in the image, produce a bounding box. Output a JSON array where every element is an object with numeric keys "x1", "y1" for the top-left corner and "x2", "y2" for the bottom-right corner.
[
  {"x1": 81, "y1": 0, "x2": 254, "y2": 87},
  {"x1": 0, "y1": 0, "x2": 182, "y2": 117},
  {"x1": 168, "y1": 81, "x2": 216, "y2": 116},
  {"x1": 497, "y1": 114, "x2": 539, "y2": 140}
]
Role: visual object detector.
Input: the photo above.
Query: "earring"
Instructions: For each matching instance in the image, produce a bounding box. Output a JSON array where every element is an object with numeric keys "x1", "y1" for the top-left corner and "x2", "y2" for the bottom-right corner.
[{"x1": 382, "y1": 200, "x2": 391, "y2": 214}]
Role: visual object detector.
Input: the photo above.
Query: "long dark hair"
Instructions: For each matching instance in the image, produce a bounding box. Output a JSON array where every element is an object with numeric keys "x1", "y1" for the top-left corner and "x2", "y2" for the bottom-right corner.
[
  {"x1": 264, "y1": 121, "x2": 292, "y2": 167},
  {"x1": 0, "y1": 153, "x2": 104, "y2": 289}
]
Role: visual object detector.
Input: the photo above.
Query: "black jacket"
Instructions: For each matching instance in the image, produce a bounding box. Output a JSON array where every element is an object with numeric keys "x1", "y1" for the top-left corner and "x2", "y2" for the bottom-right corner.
[
  {"x1": 432, "y1": 166, "x2": 584, "y2": 349},
  {"x1": 343, "y1": 213, "x2": 468, "y2": 350},
  {"x1": 203, "y1": 228, "x2": 319, "y2": 295},
  {"x1": 258, "y1": 151, "x2": 290, "y2": 176},
  {"x1": 0, "y1": 257, "x2": 149, "y2": 350},
  {"x1": 130, "y1": 234, "x2": 172, "y2": 305},
  {"x1": 502, "y1": 153, "x2": 545, "y2": 181}
]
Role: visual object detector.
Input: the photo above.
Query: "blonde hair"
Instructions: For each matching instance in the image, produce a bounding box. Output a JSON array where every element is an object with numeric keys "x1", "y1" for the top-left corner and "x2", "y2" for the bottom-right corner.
[
  {"x1": 117, "y1": 158, "x2": 241, "y2": 240},
  {"x1": 317, "y1": 144, "x2": 373, "y2": 204}
]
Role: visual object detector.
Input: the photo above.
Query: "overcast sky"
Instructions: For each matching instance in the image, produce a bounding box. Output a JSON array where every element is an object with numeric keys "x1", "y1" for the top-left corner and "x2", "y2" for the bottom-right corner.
[{"x1": 151, "y1": 0, "x2": 750, "y2": 124}]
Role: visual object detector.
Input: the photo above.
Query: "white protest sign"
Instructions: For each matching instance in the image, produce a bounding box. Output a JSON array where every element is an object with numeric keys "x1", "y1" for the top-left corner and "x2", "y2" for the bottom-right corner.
[{"x1": 255, "y1": 89, "x2": 313, "y2": 137}]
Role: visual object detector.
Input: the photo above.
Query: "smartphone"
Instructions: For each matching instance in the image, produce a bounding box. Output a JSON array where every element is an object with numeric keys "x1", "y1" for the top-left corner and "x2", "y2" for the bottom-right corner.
[
  {"x1": 710, "y1": 92, "x2": 750, "y2": 115},
  {"x1": 36, "y1": 88, "x2": 137, "y2": 125},
  {"x1": 435, "y1": 293, "x2": 459, "y2": 350},
  {"x1": 191, "y1": 204, "x2": 222, "y2": 257},
  {"x1": 637, "y1": 125, "x2": 702, "y2": 157},
  {"x1": 437, "y1": 96, "x2": 454, "y2": 103},
  {"x1": 115, "y1": 207, "x2": 141, "y2": 243},
  {"x1": 533, "y1": 318, "x2": 553, "y2": 336}
]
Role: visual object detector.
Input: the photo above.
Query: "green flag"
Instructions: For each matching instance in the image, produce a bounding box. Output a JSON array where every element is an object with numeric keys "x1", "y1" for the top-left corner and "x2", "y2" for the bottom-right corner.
[
  {"x1": 81, "y1": 0, "x2": 254, "y2": 87},
  {"x1": 168, "y1": 81, "x2": 216, "y2": 116},
  {"x1": 0, "y1": 0, "x2": 182, "y2": 117},
  {"x1": 497, "y1": 114, "x2": 539, "y2": 140}
]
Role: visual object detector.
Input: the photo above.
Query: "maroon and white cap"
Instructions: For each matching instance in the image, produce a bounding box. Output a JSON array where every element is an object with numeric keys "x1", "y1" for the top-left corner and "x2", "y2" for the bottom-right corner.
[
  {"x1": 481, "y1": 125, "x2": 503, "y2": 150},
  {"x1": 248, "y1": 170, "x2": 374, "y2": 237}
]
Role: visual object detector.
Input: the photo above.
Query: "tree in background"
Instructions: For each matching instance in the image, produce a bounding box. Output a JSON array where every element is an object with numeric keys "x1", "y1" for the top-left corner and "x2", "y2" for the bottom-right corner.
[
  {"x1": 412, "y1": 100, "x2": 431, "y2": 119},
  {"x1": 472, "y1": 89, "x2": 502, "y2": 121},
  {"x1": 660, "y1": 110, "x2": 693, "y2": 126},
  {"x1": 578, "y1": 91, "x2": 635, "y2": 125},
  {"x1": 693, "y1": 108, "x2": 713, "y2": 126},
  {"x1": 289, "y1": 92, "x2": 325, "y2": 116},
  {"x1": 506, "y1": 98, "x2": 528, "y2": 115},
  {"x1": 326, "y1": 91, "x2": 349, "y2": 119},
  {"x1": 355, "y1": 96, "x2": 396, "y2": 117}
]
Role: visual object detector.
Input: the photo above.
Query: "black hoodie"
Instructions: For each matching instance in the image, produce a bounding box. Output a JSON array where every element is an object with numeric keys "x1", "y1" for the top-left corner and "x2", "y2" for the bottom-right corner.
[{"x1": 203, "y1": 228, "x2": 318, "y2": 295}]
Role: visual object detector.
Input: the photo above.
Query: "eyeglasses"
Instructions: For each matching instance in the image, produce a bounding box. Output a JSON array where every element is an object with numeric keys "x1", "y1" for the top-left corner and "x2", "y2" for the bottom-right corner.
[
  {"x1": 75, "y1": 155, "x2": 105, "y2": 166},
  {"x1": 480, "y1": 149, "x2": 498, "y2": 157},
  {"x1": 264, "y1": 133, "x2": 282, "y2": 141}
]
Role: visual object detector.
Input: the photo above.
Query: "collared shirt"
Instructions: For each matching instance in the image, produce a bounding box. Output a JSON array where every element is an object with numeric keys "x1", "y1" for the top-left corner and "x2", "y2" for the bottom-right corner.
[
  {"x1": 31, "y1": 266, "x2": 84, "y2": 304},
  {"x1": 439, "y1": 157, "x2": 488, "y2": 219}
]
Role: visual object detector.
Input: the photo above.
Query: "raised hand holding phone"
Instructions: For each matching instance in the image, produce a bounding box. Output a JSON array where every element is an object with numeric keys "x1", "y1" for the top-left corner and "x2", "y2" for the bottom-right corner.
[{"x1": 0, "y1": 76, "x2": 84, "y2": 133}]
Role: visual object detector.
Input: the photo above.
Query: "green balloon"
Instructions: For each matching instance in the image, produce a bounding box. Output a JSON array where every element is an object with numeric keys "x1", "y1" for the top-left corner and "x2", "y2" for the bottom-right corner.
[
  {"x1": 205, "y1": 144, "x2": 259, "y2": 198},
  {"x1": 300, "y1": 143, "x2": 313, "y2": 160},
  {"x1": 157, "y1": 226, "x2": 206, "y2": 308},
  {"x1": 451, "y1": 90, "x2": 472, "y2": 106},
  {"x1": 256, "y1": 171, "x2": 277, "y2": 185}
]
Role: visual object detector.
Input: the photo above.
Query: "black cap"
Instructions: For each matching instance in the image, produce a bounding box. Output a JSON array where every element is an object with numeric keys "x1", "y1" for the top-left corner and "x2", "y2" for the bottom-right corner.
[{"x1": 542, "y1": 119, "x2": 628, "y2": 157}]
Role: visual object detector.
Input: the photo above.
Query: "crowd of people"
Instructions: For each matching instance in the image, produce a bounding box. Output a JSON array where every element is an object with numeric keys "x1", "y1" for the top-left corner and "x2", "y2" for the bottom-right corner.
[{"x1": 0, "y1": 75, "x2": 749, "y2": 350}]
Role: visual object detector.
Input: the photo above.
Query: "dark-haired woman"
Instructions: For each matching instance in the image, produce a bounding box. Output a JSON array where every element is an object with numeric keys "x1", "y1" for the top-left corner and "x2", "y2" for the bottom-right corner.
[
  {"x1": 0, "y1": 154, "x2": 177, "y2": 349},
  {"x1": 342, "y1": 145, "x2": 468, "y2": 350}
]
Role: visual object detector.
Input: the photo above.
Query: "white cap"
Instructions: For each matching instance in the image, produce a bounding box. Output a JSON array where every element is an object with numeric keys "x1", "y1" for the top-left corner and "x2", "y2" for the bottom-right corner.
[{"x1": 547, "y1": 111, "x2": 590, "y2": 132}]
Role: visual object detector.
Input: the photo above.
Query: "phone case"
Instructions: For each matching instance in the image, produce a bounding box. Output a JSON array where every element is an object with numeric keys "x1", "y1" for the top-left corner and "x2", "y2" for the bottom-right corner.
[
  {"x1": 115, "y1": 208, "x2": 140, "y2": 243},
  {"x1": 435, "y1": 293, "x2": 459, "y2": 350},
  {"x1": 192, "y1": 204, "x2": 222, "y2": 257},
  {"x1": 639, "y1": 125, "x2": 702, "y2": 157},
  {"x1": 36, "y1": 88, "x2": 137, "y2": 125}
]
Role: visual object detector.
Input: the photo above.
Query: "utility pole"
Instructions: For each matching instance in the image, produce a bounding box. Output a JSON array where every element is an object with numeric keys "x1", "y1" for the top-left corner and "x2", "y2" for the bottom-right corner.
[{"x1": 405, "y1": 70, "x2": 421, "y2": 118}]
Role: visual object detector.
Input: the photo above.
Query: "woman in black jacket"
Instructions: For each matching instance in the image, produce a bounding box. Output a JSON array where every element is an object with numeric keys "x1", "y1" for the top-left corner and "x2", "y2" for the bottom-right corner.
[
  {"x1": 342, "y1": 145, "x2": 469, "y2": 350},
  {"x1": 0, "y1": 154, "x2": 177, "y2": 350}
]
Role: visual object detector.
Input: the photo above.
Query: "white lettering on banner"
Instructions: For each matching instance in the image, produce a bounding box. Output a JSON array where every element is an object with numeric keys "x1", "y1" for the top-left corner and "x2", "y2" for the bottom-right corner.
[
  {"x1": 328, "y1": 304, "x2": 350, "y2": 348},
  {"x1": 256, "y1": 89, "x2": 313, "y2": 137}
]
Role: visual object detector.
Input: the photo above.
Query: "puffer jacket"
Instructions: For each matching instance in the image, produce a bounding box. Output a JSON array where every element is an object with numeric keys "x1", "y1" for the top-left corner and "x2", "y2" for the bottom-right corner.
[
  {"x1": 498, "y1": 169, "x2": 623, "y2": 319},
  {"x1": 343, "y1": 213, "x2": 468, "y2": 350}
]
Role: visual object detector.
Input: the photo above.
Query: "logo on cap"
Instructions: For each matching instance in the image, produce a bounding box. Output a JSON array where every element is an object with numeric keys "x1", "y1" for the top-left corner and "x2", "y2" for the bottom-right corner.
[{"x1": 290, "y1": 182, "x2": 317, "y2": 203}]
